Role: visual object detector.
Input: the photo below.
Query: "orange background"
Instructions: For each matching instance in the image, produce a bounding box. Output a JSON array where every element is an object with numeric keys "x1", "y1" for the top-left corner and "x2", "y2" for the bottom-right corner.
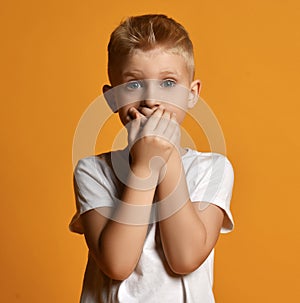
[{"x1": 1, "y1": 0, "x2": 299, "y2": 302}]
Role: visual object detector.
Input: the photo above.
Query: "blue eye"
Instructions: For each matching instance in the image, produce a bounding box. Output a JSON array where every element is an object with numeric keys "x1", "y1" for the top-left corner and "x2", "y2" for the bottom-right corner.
[
  {"x1": 126, "y1": 80, "x2": 143, "y2": 90},
  {"x1": 160, "y1": 79, "x2": 176, "y2": 88}
]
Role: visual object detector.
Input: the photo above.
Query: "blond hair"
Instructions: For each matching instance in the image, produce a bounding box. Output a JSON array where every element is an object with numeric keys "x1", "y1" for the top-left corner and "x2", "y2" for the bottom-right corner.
[{"x1": 107, "y1": 14, "x2": 195, "y2": 83}]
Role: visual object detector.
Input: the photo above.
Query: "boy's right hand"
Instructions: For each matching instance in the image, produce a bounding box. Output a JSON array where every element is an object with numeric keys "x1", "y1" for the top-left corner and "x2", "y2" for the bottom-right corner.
[{"x1": 126, "y1": 106, "x2": 180, "y2": 178}]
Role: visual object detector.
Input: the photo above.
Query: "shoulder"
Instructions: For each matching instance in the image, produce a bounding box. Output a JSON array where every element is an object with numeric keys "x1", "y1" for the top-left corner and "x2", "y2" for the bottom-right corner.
[
  {"x1": 183, "y1": 149, "x2": 234, "y2": 179},
  {"x1": 74, "y1": 152, "x2": 112, "y2": 180},
  {"x1": 184, "y1": 150, "x2": 235, "y2": 233}
]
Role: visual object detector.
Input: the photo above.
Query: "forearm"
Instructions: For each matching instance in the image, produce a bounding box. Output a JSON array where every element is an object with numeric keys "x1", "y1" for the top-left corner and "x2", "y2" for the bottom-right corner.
[
  {"x1": 157, "y1": 151, "x2": 210, "y2": 274},
  {"x1": 97, "y1": 166, "x2": 158, "y2": 280}
]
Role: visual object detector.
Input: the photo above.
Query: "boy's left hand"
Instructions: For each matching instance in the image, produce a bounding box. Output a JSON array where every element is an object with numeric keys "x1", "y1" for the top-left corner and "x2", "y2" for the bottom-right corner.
[{"x1": 126, "y1": 105, "x2": 181, "y2": 174}]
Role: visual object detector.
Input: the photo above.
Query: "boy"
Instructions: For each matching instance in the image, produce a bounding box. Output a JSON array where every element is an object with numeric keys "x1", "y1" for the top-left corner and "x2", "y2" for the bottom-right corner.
[{"x1": 70, "y1": 14, "x2": 234, "y2": 302}]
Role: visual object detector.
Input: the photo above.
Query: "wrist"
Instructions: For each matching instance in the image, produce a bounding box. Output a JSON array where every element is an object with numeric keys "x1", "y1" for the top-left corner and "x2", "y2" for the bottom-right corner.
[
  {"x1": 130, "y1": 154, "x2": 166, "y2": 177},
  {"x1": 127, "y1": 162, "x2": 160, "y2": 191}
]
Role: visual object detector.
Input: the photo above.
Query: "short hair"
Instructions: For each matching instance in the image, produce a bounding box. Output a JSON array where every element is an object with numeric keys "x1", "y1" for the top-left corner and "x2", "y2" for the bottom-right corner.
[{"x1": 107, "y1": 14, "x2": 195, "y2": 83}]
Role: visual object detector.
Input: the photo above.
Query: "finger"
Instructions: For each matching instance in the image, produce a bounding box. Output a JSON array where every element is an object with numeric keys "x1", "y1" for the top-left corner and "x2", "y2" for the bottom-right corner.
[
  {"x1": 138, "y1": 106, "x2": 156, "y2": 117},
  {"x1": 139, "y1": 115, "x2": 148, "y2": 128},
  {"x1": 154, "y1": 110, "x2": 171, "y2": 134},
  {"x1": 169, "y1": 117, "x2": 181, "y2": 147},
  {"x1": 129, "y1": 107, "x2": 149, "y2": 129},
  {"x1": 143, "y1": 107, "x2": 164, "y2": 132},
  {"x1": 127, "y1": 116, "x2": 141, "y2": 145},
  {"x1": 125, "y1": 108, "x2": 139, "y2": 130},
  {"x1": 128, "y1": 107, "x2": 142, "y2": 120},
  {"x1": 162, "y1": 112, "x2": 177, "y2": 135}
]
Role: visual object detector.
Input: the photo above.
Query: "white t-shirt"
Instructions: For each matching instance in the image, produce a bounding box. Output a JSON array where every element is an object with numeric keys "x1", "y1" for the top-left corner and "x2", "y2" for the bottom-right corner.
[{"x1": 70, "y1": 148, "x2": 234, "y2": 303}]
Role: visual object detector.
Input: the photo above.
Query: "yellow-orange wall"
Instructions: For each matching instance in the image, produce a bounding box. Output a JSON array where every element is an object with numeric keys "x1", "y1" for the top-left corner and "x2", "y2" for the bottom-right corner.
[{"x1": 1, "y1": 0, "x2": 299, "y2": 302}]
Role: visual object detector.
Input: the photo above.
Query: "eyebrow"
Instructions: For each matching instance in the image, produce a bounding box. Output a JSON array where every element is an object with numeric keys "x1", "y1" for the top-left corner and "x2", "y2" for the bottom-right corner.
[
  {"x1": 122, "y1": 71, "x2": 143, "y2": 78},
  {"x1": 122, "y1": 70, "x2": 181, "y2": 79},
  {"x1": 159, "y1": 71, "x2": 181, "y2": 78}
]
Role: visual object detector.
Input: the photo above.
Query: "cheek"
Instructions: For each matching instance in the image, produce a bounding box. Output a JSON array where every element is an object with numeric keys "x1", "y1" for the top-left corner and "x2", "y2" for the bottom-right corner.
[
  {"x1": 118, "y1": 107, "x2": 129, "y2": 124},
  {"x1": 165, "y1": 105, "x2": 186, "y2": 120},
  {"x1": 176, "y1": 114, "x2": 186, "y2": 124}
]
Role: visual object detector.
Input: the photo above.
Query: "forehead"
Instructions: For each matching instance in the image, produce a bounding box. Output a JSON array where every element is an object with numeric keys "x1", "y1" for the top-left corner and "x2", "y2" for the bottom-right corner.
[{"x1": 112, "y1": 49, "x2": 191, "y2": 85}]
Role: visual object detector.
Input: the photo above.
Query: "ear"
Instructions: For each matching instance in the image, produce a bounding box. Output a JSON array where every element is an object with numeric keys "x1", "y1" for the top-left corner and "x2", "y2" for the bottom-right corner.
[
  {"x1": 103, "y1": 84, "x2": 118, "y2": 113},
  {"x1": 187, "y1": 80, "x2": 201, "y2": 109}
]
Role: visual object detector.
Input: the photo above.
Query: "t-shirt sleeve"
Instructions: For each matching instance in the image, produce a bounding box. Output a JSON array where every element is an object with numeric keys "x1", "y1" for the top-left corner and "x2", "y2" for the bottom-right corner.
[
  {"x1": 69, "y1": 156, "x2": 116, "y2": 234},
  {"x1": 190, "y1": 154, "x2": 235, "y2": 234}
]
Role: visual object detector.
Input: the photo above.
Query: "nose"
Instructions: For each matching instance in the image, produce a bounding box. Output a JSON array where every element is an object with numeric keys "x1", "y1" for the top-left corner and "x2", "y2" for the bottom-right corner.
[
  {"x1": 141, "y1": 80, "x2": 161, "y2": 108},
  {"x1": 141, "y1": 98, "x2": 161, "y2": 109}
]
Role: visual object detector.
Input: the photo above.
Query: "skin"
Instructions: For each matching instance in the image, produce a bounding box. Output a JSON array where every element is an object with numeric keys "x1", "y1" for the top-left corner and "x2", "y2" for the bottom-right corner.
[{"x1": 80, "y1": 48, "x2": 225, "y2": 280}]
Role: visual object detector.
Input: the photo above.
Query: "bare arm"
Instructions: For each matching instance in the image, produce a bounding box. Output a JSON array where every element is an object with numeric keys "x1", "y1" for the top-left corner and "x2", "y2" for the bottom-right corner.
[
  {"x1": 80, "y1": 107, "x2": 175, "y2": 280},
  {"x1": 81, "y1": 173, "x2": 157, "y2": 280},
  {"x1": 157, "y1": 150, "x2": 224, "y2": 275}
]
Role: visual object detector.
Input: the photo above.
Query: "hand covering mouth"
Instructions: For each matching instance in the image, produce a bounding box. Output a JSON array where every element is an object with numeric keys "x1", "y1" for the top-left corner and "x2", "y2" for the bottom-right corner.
[
  {"x1": 138, "y1": 106, "x2": 159, "y2": 117},
  {"x1": 126, "y1": 105, "x2": 164, "y2": 122}
]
